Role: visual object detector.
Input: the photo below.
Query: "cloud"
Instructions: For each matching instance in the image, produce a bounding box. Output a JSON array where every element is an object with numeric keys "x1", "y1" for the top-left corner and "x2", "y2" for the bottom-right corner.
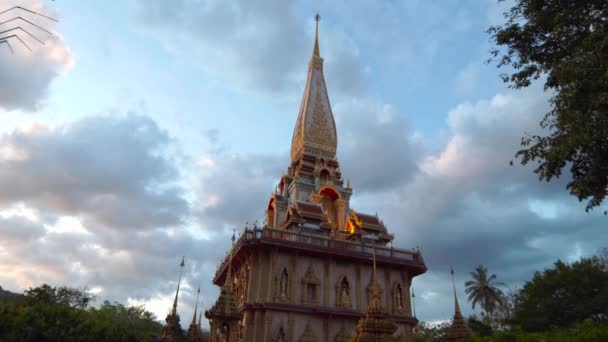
[
  {"x1": 336, "y1": 99, "x2": 423, "y2": 193},
  {"x1": 0, "y1": 0, "x2": 73, "y2": 111},
  {"x1": 131, "y1": 0, "x2": 368, "y2": 97},
  {"x1": 195, "y1": 152, "x2": 286, "y2": 231},
  {"x1": 0, "y1": 113, "x2": 189, "y2": 230}
]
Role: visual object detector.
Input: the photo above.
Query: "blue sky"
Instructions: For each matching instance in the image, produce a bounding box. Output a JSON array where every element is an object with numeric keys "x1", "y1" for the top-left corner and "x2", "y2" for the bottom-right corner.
[{"x1": 1, "y1": 0, "x2": 606, "y2": 326}]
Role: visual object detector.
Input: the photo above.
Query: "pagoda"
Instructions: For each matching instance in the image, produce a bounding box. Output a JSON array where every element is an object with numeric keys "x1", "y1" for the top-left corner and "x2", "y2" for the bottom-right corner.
[
  {"x1": 160, "y1": 257, "x2": 186, "y2": 342},
  {"x1": 208, "y1": 15, "x2": 427, "y2": 342},
  {"x1": 443, "y1": 267, "x2": 473, "y2": 342}
]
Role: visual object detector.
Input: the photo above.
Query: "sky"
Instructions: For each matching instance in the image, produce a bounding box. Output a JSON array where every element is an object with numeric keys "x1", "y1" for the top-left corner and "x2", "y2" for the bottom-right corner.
[{"x1": 1, "y1": 0, "x2": 606, "y2": 327}]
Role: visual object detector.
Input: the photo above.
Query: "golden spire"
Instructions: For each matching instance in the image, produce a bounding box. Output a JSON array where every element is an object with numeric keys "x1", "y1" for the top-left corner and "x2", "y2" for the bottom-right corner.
[
  {"x1": 172, "y1": 256, "x2": 185, "y2": 316},
  {"x1": 350, "y1": 248, "x2": 398, "y2": 340},
  {"x1": 191, "y1": 286, "x2": 200, "y2": 325},
  {"x1": 450, "y1": 266, "x2": 461, "y2": 315},
  {"x1": 444, "y1": 266, "x2": 473, "y2": 341},
  {"x1": 290, "y1": 12, "x2": 336, "y2": 162},
  {"x1": 368, "y1": 248, "x2": 382, "y2": 310}
]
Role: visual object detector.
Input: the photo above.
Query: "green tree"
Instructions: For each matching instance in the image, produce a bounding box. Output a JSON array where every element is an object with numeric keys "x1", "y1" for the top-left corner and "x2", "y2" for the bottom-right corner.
[
  {"x1": 465, "y1": 265, "x2": 505, "y2": 322},
  {"x1": 514, "y1": 257, "x2": 608, "y2": 332},
  {"x1": 487, "y1": 0, "x2": 608, "y2": 213},
  {"x1": 0, "y1": 284, "x2": 162, "y2": 342},
  {"x1": 25, "y1": 284, "x2": 95, "y2": 309}
]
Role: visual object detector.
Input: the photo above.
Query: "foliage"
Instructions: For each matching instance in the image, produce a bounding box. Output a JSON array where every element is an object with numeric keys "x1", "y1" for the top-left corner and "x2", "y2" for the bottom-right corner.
[
  {"x1": 416, "y1": 320, "x2": 451, "y2": 342},
  {"x1": 465, "y1": 265, "x2": 505, "y2": 322},
  {"x1": 468, "y1": 315, "x2": 493, "y2": 337},
  {"x1": 471, "y1": 320, "x2": 608, "y2": 342},
  {"x1": 513, "y1": 257, "x2": 608, "y2": 332},
  {"x1": 25, "y1": 284, "x2": 95, "y2": 309},
  {"x1": 0, "y1": 284, "x2": 163, "y2": 342},
  {"x1": 491, "y1": 288, "x2": 517, "y2": 330},
  {"x1": 599, "y1": 247, "x2": 608, "y2": 271},
  {"x1": 487, "y1": 0, "x2": 608, "y2": 213}
]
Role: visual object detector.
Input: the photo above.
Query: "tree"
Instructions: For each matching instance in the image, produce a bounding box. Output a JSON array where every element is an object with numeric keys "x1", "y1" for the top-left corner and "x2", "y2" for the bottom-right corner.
[
  {"x1": 25, "y1": 284, "x2": 95, "y2": 309},
  {"x1": 599, "y1": 247, "x2": 608, "y2": 271},
  {"x1": 465, "y1": 265, "x2": 505, "y2": 322},
  {"x1": 468, "y1": 314, "x2": 493, "y2": 337},
  {"x1": 514, "y1": 257, "x2": 608, "y2": 332},
  {"x1": 0, "y1": 284, "x2": 162, "y2": 342},
  {"x1": 487, "y1": 0, "x2": 608, "y2": 213},
  {"x1": 492, "y1": 287, "x2": 517, "y2": 330}
]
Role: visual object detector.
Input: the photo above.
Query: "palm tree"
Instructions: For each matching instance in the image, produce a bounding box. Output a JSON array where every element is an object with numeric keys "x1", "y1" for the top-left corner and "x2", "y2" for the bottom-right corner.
[{"x1": 464, "y1": 265, "x2": 505, "y2": 321}]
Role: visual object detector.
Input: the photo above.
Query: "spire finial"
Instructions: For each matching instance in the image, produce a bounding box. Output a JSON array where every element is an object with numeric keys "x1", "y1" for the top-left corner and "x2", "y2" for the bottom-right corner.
[
  {"x1": 313, "y1": 13, "x2": 321, "y2": 57},
  {"x1": 172, "y1": 256, "x2": 185, "y2": 316},
  {"x1": 451, "y1": 265, "x2": 462, "y2": 314},
  {"x1": 191, "y1": 286, "x2": 200, "y2": 325},
  {"x1": 411, "y1": 287, "x2": 416, "y2": 317},
  {"x1": 224, "y1": 241, "x2": 234, "y2": 290}
]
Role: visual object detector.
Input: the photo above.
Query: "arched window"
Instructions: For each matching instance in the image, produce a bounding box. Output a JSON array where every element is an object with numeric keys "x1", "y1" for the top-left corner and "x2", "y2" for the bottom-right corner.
[
  {"x1": 320, "y1": 188, "x2": 339, "y2": 227},
  {"x1": 336, "y1": 276, "x2": 352, "y2": 308},
  {"x1": 319, "y1": 169, "x2": 330, "y2": 184}
]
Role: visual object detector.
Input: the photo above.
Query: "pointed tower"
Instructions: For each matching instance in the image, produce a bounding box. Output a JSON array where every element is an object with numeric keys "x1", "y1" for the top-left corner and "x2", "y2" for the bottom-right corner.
[
  {"x1": 205, "y1": 244, "x2": 243, "y2": 342},
  {"x1": 350, "y1": 249, "x2": 399, "y2": 342},
  {"x1": 208, "y1": 14, "x2": 427, "y2": 342},
  {"x1": 160, "y1": 257, "x2": 185, "y2": 342},
  {"x1": 186, "y1": 286, "x2": 203, "y2": 342},
  {"x1": 443, "y1": 267, "x2": 473, "y2": 342}
]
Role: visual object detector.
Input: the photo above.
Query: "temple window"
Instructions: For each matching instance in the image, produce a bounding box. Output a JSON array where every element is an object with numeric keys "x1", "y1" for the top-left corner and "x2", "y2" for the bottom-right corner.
[
  {"x1": 302, "y1": 263, "x2": 320, "y2": 304},
  {"x1": 336, "y1": 276, "x2": 352, "y2": 308},
  {"x1": 319, "y1": 169, "x2": 330, "y2": 184}
]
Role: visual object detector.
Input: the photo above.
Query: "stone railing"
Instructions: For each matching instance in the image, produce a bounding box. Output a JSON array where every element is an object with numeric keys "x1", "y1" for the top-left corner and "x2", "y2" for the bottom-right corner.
[{"x1": 214, "y1": 227, "x2": 425, "y2": 280}]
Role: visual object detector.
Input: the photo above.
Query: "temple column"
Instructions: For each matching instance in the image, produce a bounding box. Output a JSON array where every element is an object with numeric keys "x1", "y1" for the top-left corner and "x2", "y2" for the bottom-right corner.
[{"x1": 335, "y1": 199, "x2": 347, "y2": 230}]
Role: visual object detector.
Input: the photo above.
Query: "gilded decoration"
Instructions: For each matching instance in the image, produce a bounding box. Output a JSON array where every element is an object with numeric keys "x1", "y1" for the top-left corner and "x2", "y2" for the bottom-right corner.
[
  {"x1": 307, "y1": 88, "x2": 335, "y2": 148},
  {"x1": 301, "y1": 262, "x2": 320, "y2": 305},
  {"x1": 366, "y1": 278, "x2": 384, "y2": 305},
  {"x1": 336, "y1": 275, "x2": 353, "y2": 308}
]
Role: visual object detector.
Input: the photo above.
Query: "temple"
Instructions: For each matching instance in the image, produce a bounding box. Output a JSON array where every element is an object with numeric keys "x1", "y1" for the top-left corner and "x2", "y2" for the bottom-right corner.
[{"x1": 206, "y1": 15, "x2": 427, "y2": 341}]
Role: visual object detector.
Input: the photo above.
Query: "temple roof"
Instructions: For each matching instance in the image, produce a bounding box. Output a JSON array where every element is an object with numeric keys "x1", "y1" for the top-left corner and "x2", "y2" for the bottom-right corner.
[{"x1": 290, "y1": 16, "x2": 337, "y2": 162}]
